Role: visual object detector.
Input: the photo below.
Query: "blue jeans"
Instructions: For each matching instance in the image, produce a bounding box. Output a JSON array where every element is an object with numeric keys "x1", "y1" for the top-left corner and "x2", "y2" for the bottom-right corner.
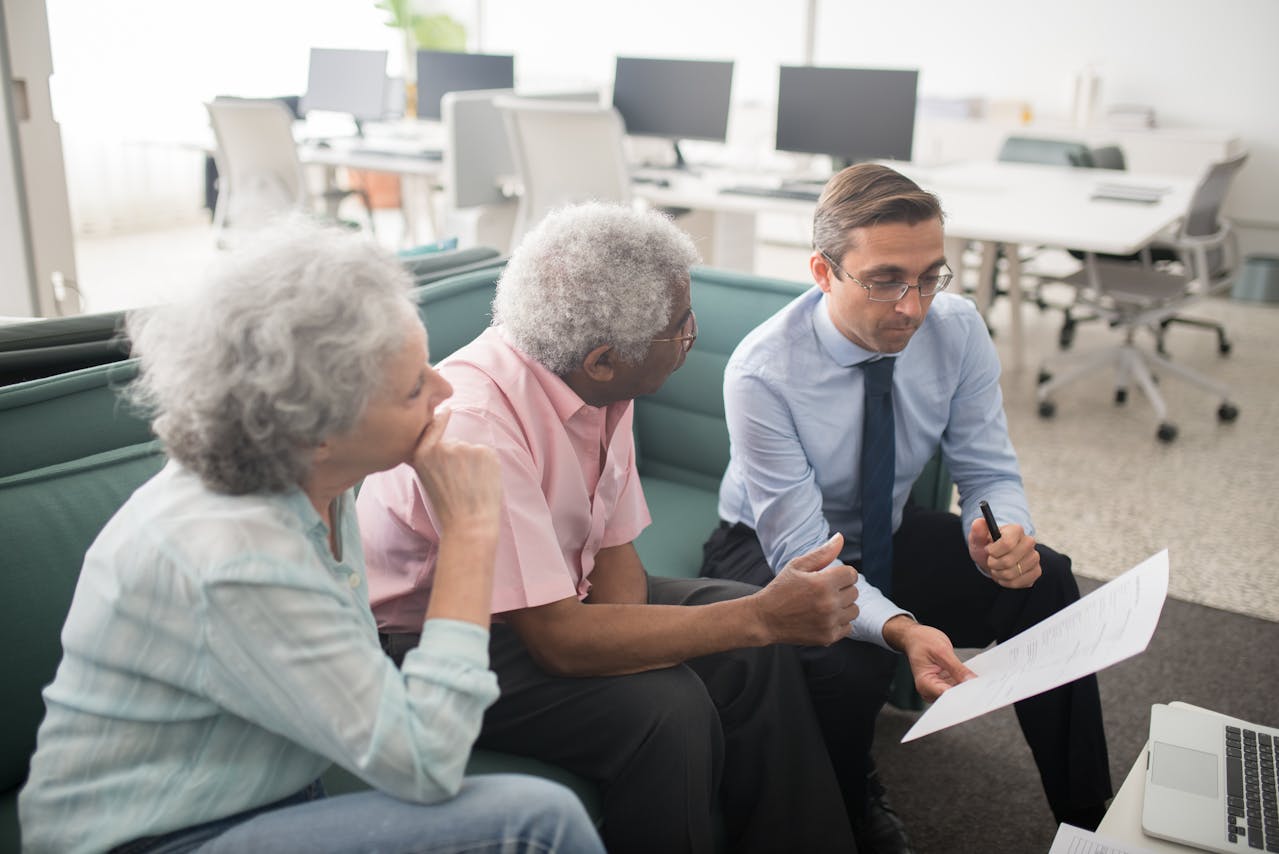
[{"x1": 116, "y1": 774, "x2": 603, "y2": 854}]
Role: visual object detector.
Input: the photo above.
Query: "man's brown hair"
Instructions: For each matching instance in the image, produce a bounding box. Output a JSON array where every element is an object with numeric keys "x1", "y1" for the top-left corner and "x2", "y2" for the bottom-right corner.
[{"x1": 812, "y1": 163, "x2": 944, "y2": 262}]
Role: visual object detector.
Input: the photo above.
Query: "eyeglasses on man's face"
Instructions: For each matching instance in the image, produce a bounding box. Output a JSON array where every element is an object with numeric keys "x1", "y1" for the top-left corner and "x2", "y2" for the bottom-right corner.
[
  {"x1": 651, "y1": 309, "x2": 698, "y2": 353},
  {"x1": 820, "y1": 251, "x2": 954, "y2": 303}
]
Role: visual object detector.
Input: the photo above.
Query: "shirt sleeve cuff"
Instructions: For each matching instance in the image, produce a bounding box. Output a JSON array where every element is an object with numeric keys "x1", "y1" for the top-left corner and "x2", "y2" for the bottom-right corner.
[
  {"x1": 849, "y1": 596, "x2": 913, "y2": 651},
  {"x1": 414, "y1": 619, "x2": 492, "y2": 671}
]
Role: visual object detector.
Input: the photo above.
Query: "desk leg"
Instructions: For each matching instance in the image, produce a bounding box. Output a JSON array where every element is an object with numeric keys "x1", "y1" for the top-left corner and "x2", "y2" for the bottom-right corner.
[
  {"x1": 399, "y1": 175, "x2": 440, "y2": 249},
  {"x1": 945, "y1": 236, "x2": 968, "y2": 291},
  {"x1": 706, "y1": 209, "x2": 752, "y2": 272},
  {"x1": 1005, "y1": 244, "x2": 1025, "y2": 371},
  {"x1": 974, "y1": 240, "x2": 998, "y2": 318}
]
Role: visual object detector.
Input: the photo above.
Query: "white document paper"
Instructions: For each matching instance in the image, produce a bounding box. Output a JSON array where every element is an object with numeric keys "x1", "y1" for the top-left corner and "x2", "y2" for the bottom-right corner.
[
  {"x1": 1048, "y1": 822, "x2": 1159, "y2": 854},
  {"x1": 902, "y1": 550, "x2": 1169, "y2": 743}
]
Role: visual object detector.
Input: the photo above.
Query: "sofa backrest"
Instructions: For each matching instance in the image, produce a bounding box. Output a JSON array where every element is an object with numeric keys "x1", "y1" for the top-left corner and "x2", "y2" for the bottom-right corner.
[
  {"x1": 0, "y1": 442, "x2": 167, "y2": 797},
  {"x1": 0, "y1": 360, "x2": 150, "y2": 478},
  {"x1": 409, "y1": 265, "x2": 504, "y2": 360},
  {"x1": 633, "y1": 267, "x2": 809, "y2": 491}
]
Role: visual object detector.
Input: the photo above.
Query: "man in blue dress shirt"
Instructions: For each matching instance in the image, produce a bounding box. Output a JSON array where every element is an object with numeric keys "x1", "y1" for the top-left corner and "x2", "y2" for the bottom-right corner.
[{"x1": 701, "y1": 163, "x2": 1112, "y2": 852}]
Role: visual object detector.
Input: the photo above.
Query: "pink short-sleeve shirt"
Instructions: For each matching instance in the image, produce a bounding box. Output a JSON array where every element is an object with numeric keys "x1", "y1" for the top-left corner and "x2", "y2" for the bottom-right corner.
[{"x1": 357, "y1": 327, "x2": 652, "y2": 632}]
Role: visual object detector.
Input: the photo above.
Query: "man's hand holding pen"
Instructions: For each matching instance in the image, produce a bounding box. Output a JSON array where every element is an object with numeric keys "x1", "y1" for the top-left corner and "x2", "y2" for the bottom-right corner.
[{"x1": 969, "y1": 499, "x2": 1041, "y2": 589}]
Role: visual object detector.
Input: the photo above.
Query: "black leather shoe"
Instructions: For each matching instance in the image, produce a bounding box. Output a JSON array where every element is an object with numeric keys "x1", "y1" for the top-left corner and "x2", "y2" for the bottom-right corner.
[{"x1": 853, "y1": 767, "x2": 915, "y2": 854}]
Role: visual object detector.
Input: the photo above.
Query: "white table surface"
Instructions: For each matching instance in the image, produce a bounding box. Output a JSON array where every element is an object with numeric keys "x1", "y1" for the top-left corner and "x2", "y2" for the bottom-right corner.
[{"x1": 633, "y1": 160, "x2": 1197, "y2": 369}]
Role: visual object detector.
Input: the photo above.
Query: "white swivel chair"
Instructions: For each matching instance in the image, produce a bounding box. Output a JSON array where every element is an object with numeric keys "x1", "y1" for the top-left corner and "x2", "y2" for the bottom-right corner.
[
  {"x1": 205, "y1": 99, "x2": 372, "y2": 244},
  {"x1": 1035, "y1": 153, "x2": 1248, "y2": 442},
  {"x1": 495, "y1": 96, "x2": 632, "y2": 247}
]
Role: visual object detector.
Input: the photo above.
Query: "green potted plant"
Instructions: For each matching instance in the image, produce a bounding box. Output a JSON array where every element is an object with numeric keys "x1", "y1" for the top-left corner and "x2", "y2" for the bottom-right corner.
[{"x1": 376, "y1": 0, "x2": 468, "y2": 116}]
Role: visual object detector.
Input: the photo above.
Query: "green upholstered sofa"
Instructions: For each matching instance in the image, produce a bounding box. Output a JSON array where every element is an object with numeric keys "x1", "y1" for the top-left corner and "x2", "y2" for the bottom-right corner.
[
  {"x1": 0, "y1": 263, "x2": 950, "y2": 850},
  {"x1": 0, "y1": 246, "x2": 505, "y2": 389}
]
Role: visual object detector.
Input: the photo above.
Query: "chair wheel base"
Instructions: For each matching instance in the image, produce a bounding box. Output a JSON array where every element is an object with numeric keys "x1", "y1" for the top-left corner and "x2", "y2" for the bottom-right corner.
[
  {"x1": 1218, "y1": 403, "x2": 1239, "y2": 422},
  {"x1": 1037, "y1": 369, "x2": 1052, "y2": 385},
  {"x1": 1038, "y1": 400, "x2": 1056, "y2": 418},
  {"x1": 1115, "y1": 388, "x2": 1128, "y2": 405},
  {"x1": 1157, "y1": 423, "x2": 1178, "y2": 442},
  {"x1": 1219, "y1": 340, "x2": 1232, "y2": 356}
]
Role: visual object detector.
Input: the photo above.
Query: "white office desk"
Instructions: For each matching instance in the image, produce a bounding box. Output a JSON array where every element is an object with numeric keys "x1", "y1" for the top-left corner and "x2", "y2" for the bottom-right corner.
[
  {"x1": 298, "y1": 140, "x2": 446, "y2": 247},
  {"x1": 635, "y1": 161, "x2": 1197, "y2": 369}
]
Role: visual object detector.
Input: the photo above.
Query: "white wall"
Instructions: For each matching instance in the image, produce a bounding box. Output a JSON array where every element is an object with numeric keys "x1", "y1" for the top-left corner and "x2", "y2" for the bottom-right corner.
[
  {"x1": 36, "y1": 0, "x2": 1279, "y2": 251},
  {"x1": 810, "y1": 0, "x2": 1279, "y2": 238}
]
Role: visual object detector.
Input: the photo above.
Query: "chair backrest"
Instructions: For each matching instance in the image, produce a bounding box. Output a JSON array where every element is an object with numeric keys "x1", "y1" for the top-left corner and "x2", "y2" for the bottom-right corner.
[
  {"x1": 1175, "y1": 152, "x2": 1248, "y2": 279},
  {"x1": 206, "y1": 99, "x2": 309, "y2": 231},
  {"x1": 1182, "y1": 152, "x2": 1248, "y2": 239},
  {"x1": 496, "y1": 96, "x2": 632, "y2": 245},
  {"x1": 443, "y1": 88, "x2": 518, "y2": 210},
  {"x1": 998, "y1": 136, "x2": 1095, "y2": 168},
  {"x1": 1089, "y1": 144, "x2": 1127, "y2": 171}
]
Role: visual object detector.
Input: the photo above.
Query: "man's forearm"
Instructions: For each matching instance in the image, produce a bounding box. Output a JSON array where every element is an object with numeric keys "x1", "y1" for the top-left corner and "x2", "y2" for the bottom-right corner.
[{"x1": 508, "y1": 597, "x2": 770, "y2": 677}]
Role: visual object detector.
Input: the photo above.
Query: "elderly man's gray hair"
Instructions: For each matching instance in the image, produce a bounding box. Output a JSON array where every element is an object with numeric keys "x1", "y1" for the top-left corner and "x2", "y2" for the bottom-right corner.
[
  {"x1": 127, "y1": 219, "x2": 419, "y2": 494},
  {"x1": 493, "y1": 203, "x2": 700, "y2": 376}
]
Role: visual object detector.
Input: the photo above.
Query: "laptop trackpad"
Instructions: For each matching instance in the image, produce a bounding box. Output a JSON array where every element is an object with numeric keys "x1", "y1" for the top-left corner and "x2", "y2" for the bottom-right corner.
[{"x1": 1151, "y1": 741, "x2": 1218, "y2": 798}]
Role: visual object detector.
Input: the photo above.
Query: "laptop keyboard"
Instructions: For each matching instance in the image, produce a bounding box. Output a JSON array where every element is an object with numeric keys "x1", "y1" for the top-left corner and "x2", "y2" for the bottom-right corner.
[{"x1": 1225, "y1": 725, "x2": 1278, "y2": 850}]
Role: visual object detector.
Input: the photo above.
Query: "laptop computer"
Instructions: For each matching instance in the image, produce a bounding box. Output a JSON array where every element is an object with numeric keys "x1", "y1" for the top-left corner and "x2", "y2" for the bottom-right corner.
[{"x1": 1143, "y1": 703, "x2": 1279, "y2": 852}]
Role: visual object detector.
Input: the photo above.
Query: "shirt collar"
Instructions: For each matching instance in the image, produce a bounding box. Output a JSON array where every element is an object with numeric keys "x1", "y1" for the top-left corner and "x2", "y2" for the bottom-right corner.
[
  {"x1": 495, "y1": 326, "x2": 596, "y2": 424},
  {"x1": 812, "y1": 291, "x2": 883, "y2": 368}
]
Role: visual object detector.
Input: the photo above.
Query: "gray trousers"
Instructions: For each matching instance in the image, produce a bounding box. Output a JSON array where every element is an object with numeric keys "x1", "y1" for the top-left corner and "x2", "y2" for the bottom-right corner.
[{"x1": 383, "y1": 575, "x2": 854, "y2": 854}]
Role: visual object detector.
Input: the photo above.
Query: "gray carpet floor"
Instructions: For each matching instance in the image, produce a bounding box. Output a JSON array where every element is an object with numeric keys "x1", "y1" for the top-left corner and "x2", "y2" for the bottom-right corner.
[{"x1": 872, "y1": 577, "x2": 1279, "y2": 854}]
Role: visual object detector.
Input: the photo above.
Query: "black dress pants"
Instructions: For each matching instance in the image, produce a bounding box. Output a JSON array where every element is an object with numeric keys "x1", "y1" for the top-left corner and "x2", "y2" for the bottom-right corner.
[
  {"x1": 700, "y1": 505, "x2": 1113, "y2": 826},
  {"x1": 383, "y1": 575, "x2": 854, "y2": 854}
]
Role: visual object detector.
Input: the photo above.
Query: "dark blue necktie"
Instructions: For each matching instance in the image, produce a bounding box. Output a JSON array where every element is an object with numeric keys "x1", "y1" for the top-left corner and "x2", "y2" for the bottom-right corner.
[{"x1": 859, "y1": 357, "x2": 895, "y2": 593}]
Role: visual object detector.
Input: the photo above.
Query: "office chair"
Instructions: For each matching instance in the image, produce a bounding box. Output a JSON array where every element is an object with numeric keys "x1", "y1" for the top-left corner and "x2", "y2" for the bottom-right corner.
[
  {"x1": 442, "y1": 89, "x2": 521, "y2": 254},
  {"x1": 1034, "y1": 153, "x2": 1248, "y2": 442},
  {"x1": 495, "y1": 96, "x2": 632, "y2": 247},
  {"x1": 442, "y1": 89, "x2": 600, "y2": 254},
  {"x1": 205, "y1": 99, "x2": 373, "y2": 244}
]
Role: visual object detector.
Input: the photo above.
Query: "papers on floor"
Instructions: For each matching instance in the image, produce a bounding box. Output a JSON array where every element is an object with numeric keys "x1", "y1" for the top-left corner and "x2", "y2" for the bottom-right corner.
[
  {"x1": 901, "y1": 550, "x2": 1169, "y2": 743},
  {"x1": 1049, "y1": 823, "x2": 1159, "y2": 854}
]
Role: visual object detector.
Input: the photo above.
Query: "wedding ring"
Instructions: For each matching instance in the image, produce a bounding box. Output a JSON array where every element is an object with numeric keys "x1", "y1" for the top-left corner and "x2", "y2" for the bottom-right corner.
[{"x1": 1016, "y1": 561, "x2": 1024, "y2": 576}]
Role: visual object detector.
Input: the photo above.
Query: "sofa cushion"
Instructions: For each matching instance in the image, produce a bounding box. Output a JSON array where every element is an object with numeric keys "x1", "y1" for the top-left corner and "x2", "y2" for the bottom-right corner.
[
  {"x1": 634, "y1": 476, "x2": 721, "y2": 580},
  {"x1": 0, "y1": 441, "x2": 166, "y2": 796}
]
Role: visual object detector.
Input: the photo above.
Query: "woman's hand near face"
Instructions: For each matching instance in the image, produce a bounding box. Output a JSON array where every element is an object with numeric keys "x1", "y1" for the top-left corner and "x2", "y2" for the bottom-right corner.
[
  {"x1": 411, "y1": 409, "x2": 502, "y2": 536},
  {"x1": 414, "y1": 409, "x2": 504, "y2": 627}
]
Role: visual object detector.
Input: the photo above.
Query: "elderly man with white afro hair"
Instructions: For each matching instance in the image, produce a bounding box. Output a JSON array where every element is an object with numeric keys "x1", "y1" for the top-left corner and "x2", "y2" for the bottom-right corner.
[{"x1": 359, "y1": 202, "x2": 862, "y2": 854}]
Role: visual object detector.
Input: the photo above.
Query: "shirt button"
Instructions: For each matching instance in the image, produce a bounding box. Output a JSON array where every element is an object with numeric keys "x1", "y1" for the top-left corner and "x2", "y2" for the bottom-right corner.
[{"x1": 348, "y1": 574, "x2": 361, "y2": 589}]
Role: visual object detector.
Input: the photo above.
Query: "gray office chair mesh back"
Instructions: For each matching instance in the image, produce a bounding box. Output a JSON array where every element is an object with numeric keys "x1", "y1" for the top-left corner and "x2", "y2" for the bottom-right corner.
[
  {"x1": 1179, "y1": 153, "x2": 1248, "y2": 277},
  {"x1": 1088, "y1": 145, "x2": 1127, "y2": 171}
]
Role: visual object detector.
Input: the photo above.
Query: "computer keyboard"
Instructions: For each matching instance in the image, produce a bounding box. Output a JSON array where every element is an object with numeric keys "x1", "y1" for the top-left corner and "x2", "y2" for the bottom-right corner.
[
  {"x1": 718, "y1": 184, "x2": 821, "y2": 202},
  {"x1": 1225, "y1": 725, "x2": 1277, "y2": 850},
  {"x1": 356, "y1": 146, "x2": 443, "y2": 161}
]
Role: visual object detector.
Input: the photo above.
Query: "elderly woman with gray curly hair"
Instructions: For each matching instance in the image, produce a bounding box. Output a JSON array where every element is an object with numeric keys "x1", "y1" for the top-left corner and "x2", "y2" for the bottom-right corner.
[{"x1": 18, "y1": 221, "x2": 603, "y2": 854}]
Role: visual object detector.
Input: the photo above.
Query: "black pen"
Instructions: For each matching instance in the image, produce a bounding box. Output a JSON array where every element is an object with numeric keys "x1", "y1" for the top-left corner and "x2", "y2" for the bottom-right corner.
[{"x1": 979, "y1": 500, "x2": 1001, "y2": 541}]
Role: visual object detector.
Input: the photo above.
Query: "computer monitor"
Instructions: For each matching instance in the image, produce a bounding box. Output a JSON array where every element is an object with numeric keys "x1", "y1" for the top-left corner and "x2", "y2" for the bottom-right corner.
[
  {"x1": 416, "y1": 51, "x2": 515, "y2": 121},
  {"x1": 301, "y1": 48, "x2": 390, "y2": 129},
  {"x1": 611, "y1": 56, "x2": 734, "y2": 170},
  {"x1": 775, "y1": 66, "x2": 919, "y2": 167}
]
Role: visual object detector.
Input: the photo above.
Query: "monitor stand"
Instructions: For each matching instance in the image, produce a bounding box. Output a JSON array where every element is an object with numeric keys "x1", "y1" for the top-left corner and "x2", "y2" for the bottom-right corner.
[{"x1": 642, "y1": 140, "x2": 701, "y2": 176}]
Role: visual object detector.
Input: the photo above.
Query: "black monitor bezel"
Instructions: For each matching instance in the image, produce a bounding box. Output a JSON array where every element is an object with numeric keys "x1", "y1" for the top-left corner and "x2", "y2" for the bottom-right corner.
[
  {"x1": 415, "y1": 50, "x2": 516, "y2": 121},
  {"x1": 775, "y1": 65, "x2": 919, "y2": 164}
]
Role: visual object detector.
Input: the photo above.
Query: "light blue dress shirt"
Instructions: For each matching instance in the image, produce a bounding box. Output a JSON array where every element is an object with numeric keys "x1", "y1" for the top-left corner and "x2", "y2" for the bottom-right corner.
[
  {"x1": 718, "y1": 289, "x2": 1031, "y2": 648},
  {"x1": 19, "y1": 462, "x2": 499, "y2": 854}
]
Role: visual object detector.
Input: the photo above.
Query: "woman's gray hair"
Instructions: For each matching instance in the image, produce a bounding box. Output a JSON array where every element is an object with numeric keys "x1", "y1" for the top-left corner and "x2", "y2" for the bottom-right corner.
[
  {"x1": 126, "y1": 219, "x2": 419, "y2": 494},
  {"x1": 493, "y1": 203, "x2": 700, "y2": 375}
]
